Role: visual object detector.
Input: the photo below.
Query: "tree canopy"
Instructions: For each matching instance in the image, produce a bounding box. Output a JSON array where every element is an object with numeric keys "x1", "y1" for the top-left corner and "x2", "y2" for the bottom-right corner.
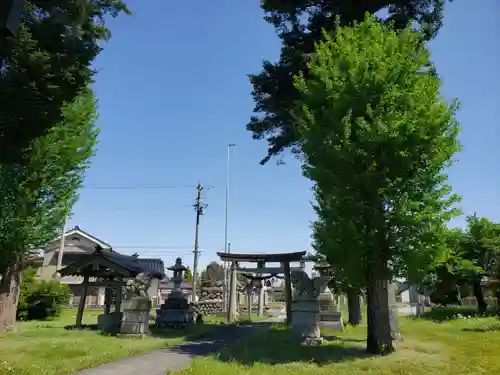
[
  {"x1": 0, "y1": 0, "x2": 129, "y2": 164},
  {"x1": 0, "y1": 89, "x2": 99, "y2": 331},
  {"x1": 295, "y1": 15, "x2": 461, "y2": 353},
  {"x1": 422, "y1": 216, "x2": 500, "y2": 312},
  {"x1": 248, "y1": 0, "x2": 450, "y2": 164}
]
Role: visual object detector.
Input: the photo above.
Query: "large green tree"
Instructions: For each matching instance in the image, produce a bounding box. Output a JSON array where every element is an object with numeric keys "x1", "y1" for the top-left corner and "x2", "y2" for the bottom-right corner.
[
  {"x1": 460, "y1": 215, "x2": 500, "y2": 313},
  {"x1": 419, "y1": 217, "x2": 500, "y2": 312},
  {"x1": 295, "y1": 16, "x2": 460, "y2": 354},
  {"x1": 417, "y1": 228, "x2": 475, "y2": 306},
  {"x1": 0, "y1": 0, "x2": 129, "y2": 164},
  {"x1": 248, "y1": 0, "x2": 450, "y2": 164},
  {"x1": 0, "y1": 90, "x2": 99, "y2": 332}
]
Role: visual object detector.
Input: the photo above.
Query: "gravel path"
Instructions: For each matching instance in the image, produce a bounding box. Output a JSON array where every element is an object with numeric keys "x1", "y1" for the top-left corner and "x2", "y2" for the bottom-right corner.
[{"x1": 72, "y1": 320, "x2": 277, "y2": 375}]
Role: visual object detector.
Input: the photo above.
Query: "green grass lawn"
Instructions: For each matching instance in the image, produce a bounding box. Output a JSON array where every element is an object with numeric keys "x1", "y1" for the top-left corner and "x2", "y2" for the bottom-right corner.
[
  {"x1": 178, "y1": 315, "x2": 500, "y2": 375},
  {"x1": 0, "y1": 308, "x2": 218, "y2": 375}
]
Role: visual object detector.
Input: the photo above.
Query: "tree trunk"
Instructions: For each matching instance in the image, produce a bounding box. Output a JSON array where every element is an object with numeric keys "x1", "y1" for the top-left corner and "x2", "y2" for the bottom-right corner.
[
  {"x1": 366, "y1": 278, "x2": 394, "y2": 355},
  {"x1": 472, "y1": 278, "x2": 487, "y2": 314},
  {"x1": 347, "y1": 289, "x2": 362, "y2": 326},
  {"x1": 494, "y1": 289, "x2": 500, "y2": 316},
  {"x1": 0, "y1": 262, "x2": 23, "y2": 332}
]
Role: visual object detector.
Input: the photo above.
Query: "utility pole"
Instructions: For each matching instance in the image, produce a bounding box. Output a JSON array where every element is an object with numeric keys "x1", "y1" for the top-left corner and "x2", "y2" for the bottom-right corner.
[
  {"x1": 192, "y1": 183, "x2": 206, "y2": 303},
  {"x1": 56, "y1": 214, "x2": 69, "y2": 272}
]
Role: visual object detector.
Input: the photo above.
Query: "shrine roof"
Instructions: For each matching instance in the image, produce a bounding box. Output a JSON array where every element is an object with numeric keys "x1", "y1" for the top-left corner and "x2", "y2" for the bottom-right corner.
[
  {"x1": 216, "y1": 251, "x2": 306, "y2": 263},
  {"x1": 58, "y1": 246, "x2": 165, "y2": 279}
]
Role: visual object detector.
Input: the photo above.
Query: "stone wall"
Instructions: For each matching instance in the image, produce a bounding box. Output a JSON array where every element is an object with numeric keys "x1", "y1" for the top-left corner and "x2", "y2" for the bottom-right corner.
[{"x1": 195, "y1": 286, "x2": 224, "y2": 315}]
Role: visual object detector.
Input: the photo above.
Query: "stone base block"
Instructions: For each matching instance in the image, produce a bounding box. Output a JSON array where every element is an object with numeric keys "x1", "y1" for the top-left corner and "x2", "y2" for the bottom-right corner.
[
  {"x1": 156, "y1": 310, "x2": 194, "y2": 329},
  {"x1": 122, "y1": 297, "x2": 151, "y2": 311},
  {"x1": 319, "y1": 311, "x2": 345, "y2": 332},
  {"x1": 121, "y1": 302, "x2": 150, "y2": 335},
  {"x1": 121, "y1": 321, "x2": 149, "y2": 335},
  {"x1": 98, "y1": 312, "x2": 122, "y2": 334}
]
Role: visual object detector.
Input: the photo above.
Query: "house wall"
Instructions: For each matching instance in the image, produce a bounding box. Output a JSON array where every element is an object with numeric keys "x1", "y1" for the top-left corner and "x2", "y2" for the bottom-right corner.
[
  {"x1": 39, "y1": 232, "x2": 105, "y2": 280},
  {"x1": 148, "y1": 279, "x2": 160, "y2": 300},
  {"x1": 68, "y1": 285, "x2": 100, "y2": 308}
]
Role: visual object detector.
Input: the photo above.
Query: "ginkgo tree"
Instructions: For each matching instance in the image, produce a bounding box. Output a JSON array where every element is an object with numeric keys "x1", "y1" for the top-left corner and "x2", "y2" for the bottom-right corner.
[
  {"x1": 295, "y1": 15, "x2": 461, "y2": 354},
  {"x1": 419, "y1": 216, "x2": 500, "y2": 312},
  {"x1": 0, "y1": 90, "x2": 99, "y2": 332},
  {"x1": 461, "y1": 215, "x2": 500, "y2": 312}
]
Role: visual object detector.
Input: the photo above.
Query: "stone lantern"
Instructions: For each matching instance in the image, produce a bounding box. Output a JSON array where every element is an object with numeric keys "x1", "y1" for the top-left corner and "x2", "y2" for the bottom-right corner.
[
  {"x1": 313, "y1": 257, "x2": 343, "y2": 330},
  {"x1": 156, "y1": 257, "x2": 194, "y2": 328},
  {"x1": 169, "y1": 257, "x2": 187, "y2": 292}
]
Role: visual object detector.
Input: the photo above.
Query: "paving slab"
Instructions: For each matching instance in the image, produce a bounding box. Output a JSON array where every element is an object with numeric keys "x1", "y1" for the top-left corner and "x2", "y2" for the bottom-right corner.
[{"x1": 72, "y1": 321, "x2": 276, "y2": 375}]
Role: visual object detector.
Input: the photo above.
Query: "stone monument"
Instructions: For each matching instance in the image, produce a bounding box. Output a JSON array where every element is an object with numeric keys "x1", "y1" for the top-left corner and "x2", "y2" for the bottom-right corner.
[
  {"x1": 121, "y1": 272, "x2": 154, "y2": 336},
  {"x1": 389, "y1": 282, "x2": 403, "y2": 342},
  {"x1": 156, "y1": 258, "x2": 195, "y2": 328},
  {"x1": 314, "y1": 259, "x2": 344, "y2": 332},
  {"x1": 290, "y1": 254, "x2": 335, "y2": 345}
]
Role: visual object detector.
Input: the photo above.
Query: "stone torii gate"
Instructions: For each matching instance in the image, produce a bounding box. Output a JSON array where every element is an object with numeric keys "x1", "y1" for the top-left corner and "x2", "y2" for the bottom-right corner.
[{"x1": 216, "y1": 251, "x2": 307, "y2": 324}]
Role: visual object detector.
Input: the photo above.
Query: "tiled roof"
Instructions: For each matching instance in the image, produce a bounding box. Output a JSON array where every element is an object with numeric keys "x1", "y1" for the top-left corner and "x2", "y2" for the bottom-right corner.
[
  {"x1": 59, "y1": 247, "x2": 165, "y2": 279},
  {"x1": 51, "y1": 226, "x2": 113, "y2": 249},
  {"x1": 136, "y1": 258, "x2": 165, "y2": 275}
]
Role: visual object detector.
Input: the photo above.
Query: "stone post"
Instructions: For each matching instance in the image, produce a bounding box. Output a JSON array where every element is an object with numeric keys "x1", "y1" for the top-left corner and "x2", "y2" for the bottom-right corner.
[
  {"x1": 283, "y1": 261, "x2": 293, "y2": 325},
  {"x1": 257, "y1": 260, "x2": 265, "y2": 316},
  {"x1": 227, "y1": 261, "x2": 238, "y2": 323},
  {"x1": 246, "y1": 287, "x2": 252, "y2": 321}
]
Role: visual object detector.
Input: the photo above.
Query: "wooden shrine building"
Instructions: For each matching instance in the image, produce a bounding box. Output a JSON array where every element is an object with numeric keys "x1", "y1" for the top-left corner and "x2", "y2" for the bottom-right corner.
[{"x1": 59, "y1": 246, "x2": 164, "y2": 328}]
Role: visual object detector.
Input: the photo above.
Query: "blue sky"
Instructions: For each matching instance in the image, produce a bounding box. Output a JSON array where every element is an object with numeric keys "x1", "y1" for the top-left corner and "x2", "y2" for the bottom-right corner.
[{"x1": 69, "y1": 0, "x2": 500, "y2": 273}]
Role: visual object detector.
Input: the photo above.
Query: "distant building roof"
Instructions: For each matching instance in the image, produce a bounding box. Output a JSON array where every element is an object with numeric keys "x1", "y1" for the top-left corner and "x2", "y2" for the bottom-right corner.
[
  {"x1": 59, "y1": 246, "x2": 165, "y2": 279},
  {"x1": 51, "y1": 226, "x2": 113, "y2": 249},
  {"x1": 137, "y1": 258, "x2": 165, "y2": 275}
]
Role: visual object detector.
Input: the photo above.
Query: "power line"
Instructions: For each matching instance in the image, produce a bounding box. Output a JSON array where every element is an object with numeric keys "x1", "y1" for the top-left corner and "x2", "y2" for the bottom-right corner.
[
  {"x1": 112, "y1": 245, "x2": 194, "y2": 249},
  {"x1": 83, "y1": 183, "x2": 202, "y2": 190}
]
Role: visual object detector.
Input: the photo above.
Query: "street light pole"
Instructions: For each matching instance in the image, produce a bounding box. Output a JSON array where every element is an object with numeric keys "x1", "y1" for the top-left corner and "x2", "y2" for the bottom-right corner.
[
  {"x1": 223, "y1": 143, "x2": 235, "y2": 311},
  {"x1": 224, "y1": 143, "x2": 235, "y2": 256}
]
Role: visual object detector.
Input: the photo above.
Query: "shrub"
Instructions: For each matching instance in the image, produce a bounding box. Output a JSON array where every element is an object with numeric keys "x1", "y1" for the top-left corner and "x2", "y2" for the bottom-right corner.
[
  {"x1": 420, "y1": 305, "x2": 498, "y2": 322},
  {"x1": 17, "y1": 268, "x2": 71, "y2": 321}
]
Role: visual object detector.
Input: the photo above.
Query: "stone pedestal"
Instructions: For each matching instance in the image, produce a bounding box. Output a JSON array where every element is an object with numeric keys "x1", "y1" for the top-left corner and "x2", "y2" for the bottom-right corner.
[
  {"x1": 156, "y1": 291, "x2": 194, "y2": 329},
  {"x1": 121, "y1": 297, "x2": 151, "y2": 336},
  {"x1": 98, "y1": 312, "x2": 122, "y2": 334},
  {"x1": 318, "y1": 287, "x2": 344, "y2": 331},
  {"x1": 291, "y1": 299, "x2": 323, "y2": 345}
]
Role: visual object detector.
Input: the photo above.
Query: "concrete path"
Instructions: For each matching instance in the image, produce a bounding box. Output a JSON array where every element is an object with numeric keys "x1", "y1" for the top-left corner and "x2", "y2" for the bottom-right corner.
[{"x1": 73, "y1": 321, "x2": 276, "y2": 375}]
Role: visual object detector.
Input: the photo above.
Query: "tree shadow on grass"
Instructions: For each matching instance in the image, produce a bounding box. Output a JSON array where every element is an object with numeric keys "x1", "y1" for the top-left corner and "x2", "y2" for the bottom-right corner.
[
  {"x1": 211, "y1": 327, "x2": 373, "y2": 366},
  {"x1": 60, "y1": 322, "x2": 220, "y2": 341},
  {"x1": 462, "y1": 324, "x2": 500, "y2": 333}
]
